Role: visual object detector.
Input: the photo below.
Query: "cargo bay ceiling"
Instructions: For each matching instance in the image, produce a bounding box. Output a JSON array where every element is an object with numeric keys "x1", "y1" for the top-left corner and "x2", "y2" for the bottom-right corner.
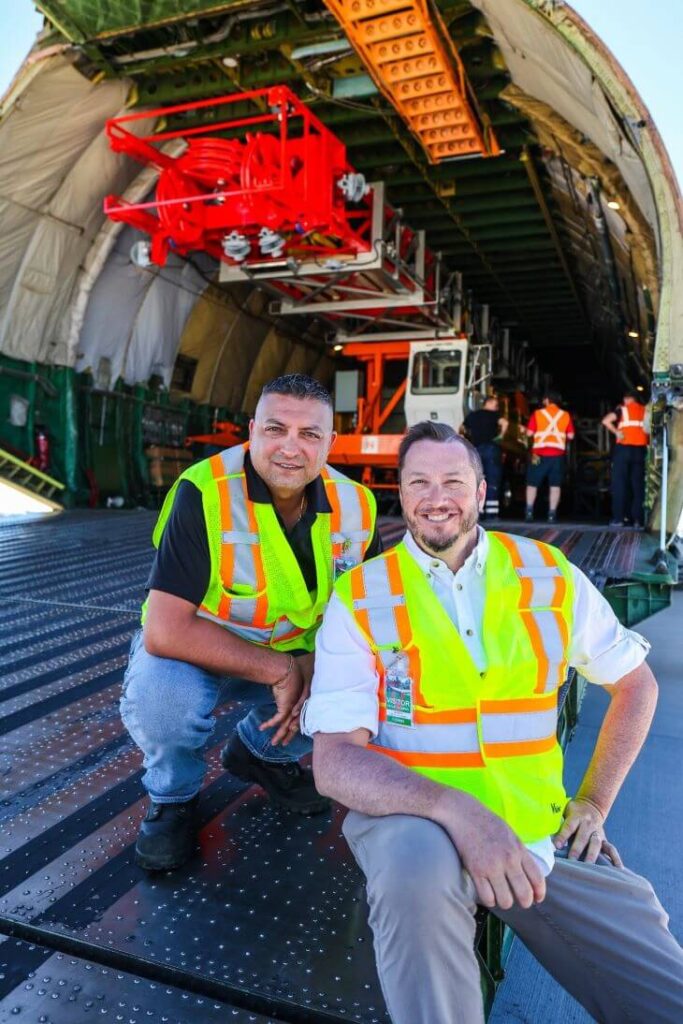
[{"x1": 4, "y1": 0, "x2": 682, "y2": 411}]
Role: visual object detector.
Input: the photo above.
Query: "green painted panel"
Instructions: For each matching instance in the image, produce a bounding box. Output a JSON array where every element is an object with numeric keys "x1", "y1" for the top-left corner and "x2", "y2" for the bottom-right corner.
[
  {"x1": 604, "y1": 581, "x2": 673, "y2": 627},
  {"x1": 36, "y1": 0, "x2": 244, "y2": 42},
  {"x1": 0, "y1": 355, "x2": 240, "y2": 510}
]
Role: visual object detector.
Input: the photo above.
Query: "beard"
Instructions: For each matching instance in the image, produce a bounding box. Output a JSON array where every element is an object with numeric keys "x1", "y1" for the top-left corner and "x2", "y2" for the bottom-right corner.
[{"x1": 405, "y1": 503, "x2": 479, "y2": 553}]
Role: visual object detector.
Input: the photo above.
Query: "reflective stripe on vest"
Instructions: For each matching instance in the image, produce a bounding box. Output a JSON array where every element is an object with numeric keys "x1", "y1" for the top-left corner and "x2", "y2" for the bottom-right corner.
[
  {"x1": 350, "y1": 546, "x2": 426, "y2": 706},
  {"x1": 348, "y1": 539, "x2": 569, "y2": 764},
  {"x1": 533, "y1": 406, "x2": 570, "y2": 451},
  {"x1": 322, "y1": 465, "x2": 374, "y2": 568},
  {"x1": 198, "y1": 445, "x2": 374, "y2": 647},
  {"x1": 204, "y1": 448, "x2": 269, "y2": 631},
  {"x1": 374, "y1": 692, "x2": 559, "y2": 768},
  {"x1": 617, "y1": 402, "x2": 648, "y2": 446},
  {"x1": 494, "y1": 532, "x2": 569, "y2": 693}
]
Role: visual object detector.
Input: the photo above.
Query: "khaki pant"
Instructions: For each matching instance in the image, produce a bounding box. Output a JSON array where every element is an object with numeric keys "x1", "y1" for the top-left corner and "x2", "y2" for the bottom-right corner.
[{"x1": 343, "y1": 811, "x2": 683, "y2": 1024}]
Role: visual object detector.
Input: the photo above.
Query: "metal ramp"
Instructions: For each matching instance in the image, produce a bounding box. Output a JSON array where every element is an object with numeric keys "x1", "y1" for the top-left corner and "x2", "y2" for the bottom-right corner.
[
  {"x1": 0, "y1": 512, "x2": 675, "y2": 1022},
  {"x1": 0, "y1": 447, "x2": 65, "y2": 512}
]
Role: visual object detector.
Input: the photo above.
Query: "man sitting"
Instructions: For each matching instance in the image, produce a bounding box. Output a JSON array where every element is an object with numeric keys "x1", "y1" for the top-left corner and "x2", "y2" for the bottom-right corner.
[{"x1": 303, "y1": 420, "x2": 683, "y2": 1024}]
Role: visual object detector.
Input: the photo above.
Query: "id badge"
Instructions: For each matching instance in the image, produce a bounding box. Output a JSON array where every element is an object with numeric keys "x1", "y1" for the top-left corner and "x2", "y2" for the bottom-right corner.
[
  {"x1": 385, "y1": 656, "x2": 413, "y2": 728},
  {"x1": 334, "y1": 540, "x2": 357, "y2": 580},
  {"x1": 334, "y1": 554, "x2": 357, "y2": 580}
]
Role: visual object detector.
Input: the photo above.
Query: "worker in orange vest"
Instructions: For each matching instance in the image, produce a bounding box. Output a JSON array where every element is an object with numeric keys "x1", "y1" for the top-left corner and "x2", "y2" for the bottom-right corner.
[
  {"x1": 602, "y1": 391, "x2": 650, "y2": 529},
  {"x1": 524, "y1": 392, "x2": 575, "y2": 523}
]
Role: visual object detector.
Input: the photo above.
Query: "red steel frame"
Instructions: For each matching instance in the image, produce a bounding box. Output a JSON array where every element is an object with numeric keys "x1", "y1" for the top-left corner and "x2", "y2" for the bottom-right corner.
[{"x1": 104, "y1": 86, "x2": 374, "y2": 266}]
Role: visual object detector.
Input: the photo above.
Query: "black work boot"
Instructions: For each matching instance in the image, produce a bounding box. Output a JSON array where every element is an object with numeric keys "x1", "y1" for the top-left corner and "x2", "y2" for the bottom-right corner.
[
  {"x1": 220, "y1": 732, "x2": 330, "y2": 815},
  {"x1": 135, "y1": 796, "x2": 199, "y2": 871}
]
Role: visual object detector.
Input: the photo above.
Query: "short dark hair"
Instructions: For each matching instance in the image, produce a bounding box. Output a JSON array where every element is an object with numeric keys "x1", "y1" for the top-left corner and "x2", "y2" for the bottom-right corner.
[
  {"x1": 543, "y1": 390, "x2": 562, "y2": 405},
  {"x1": 398, "y1": 421, "x2": 483, "y2": 485},
  {"x1": 260, "y1": 374, "x2": 333, "y2": 407}
]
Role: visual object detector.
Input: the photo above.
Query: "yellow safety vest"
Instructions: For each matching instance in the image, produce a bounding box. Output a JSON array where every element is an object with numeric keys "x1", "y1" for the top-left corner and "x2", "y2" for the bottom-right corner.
[
  {"x1": 145, "y1": 444, "x2": 376, "y2": 652},
  {"x1": 335, "y1": 532, "x2": 574, "y2": 842}
]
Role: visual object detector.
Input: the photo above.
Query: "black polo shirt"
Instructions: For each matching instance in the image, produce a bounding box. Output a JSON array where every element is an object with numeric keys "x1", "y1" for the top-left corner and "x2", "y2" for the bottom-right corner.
[
  {"x1": 147, "y1": 452, "x2": 382, "y2": 605},
  {"x1": 462, "y1": 409, "x2": 500, "y2": 447}
]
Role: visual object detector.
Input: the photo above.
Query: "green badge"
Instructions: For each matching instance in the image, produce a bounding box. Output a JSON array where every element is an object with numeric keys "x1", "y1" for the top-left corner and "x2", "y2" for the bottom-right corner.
[{"x1": 385, "y1": 656, "x2": 413, "y2": 728}]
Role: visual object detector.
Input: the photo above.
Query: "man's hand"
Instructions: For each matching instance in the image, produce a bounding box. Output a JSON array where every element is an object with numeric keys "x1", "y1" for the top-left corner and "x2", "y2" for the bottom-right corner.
[
  {"x1": 553, "y1": 797, "x2": 623, "y2": 867},
  {"x1": 259, "y1": 657, "x2": 305, "y2": 746},
  {"x1": 276, "y1": 653, "x2": 315, "y2": 745},
  {"x1": 434, "y1": 790, "x2": 546, "y2": 910}
]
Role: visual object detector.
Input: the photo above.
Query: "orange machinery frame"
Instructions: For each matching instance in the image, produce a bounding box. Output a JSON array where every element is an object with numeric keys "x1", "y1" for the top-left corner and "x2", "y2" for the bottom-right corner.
[{"x1": 330, "y1": 340, "x2": 409, "y2": 487}]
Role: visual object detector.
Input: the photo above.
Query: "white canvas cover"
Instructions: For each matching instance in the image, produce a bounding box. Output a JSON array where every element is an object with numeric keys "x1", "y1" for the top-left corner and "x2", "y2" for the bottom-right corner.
[
  {"x1": 472, "y1": 0, "x2": 658, "y2": 233},
  {"x1": 0, "y1": 58, "x2": 133, "y2": 364},
  {"x1": 76, "y1": 223, "x2": 209, "y2": 388},
  {"x1": 472, "y1": 0, "x2": 683, "y2": 371},
  {"x1": 0, "y1": 54, "x2": 153, "y2": 365}
]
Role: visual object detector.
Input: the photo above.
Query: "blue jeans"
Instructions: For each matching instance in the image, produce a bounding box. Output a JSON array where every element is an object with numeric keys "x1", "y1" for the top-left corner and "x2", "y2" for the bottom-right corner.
[
  {"x1": 611, "y1": 444, "x2": 646, "y2": 523},
  {"x1": 120, "y1": 630, "x2": 312, "y2": 803},
  {"x1": 476, "y1": 442, "x2": 502, "y2": 514}
]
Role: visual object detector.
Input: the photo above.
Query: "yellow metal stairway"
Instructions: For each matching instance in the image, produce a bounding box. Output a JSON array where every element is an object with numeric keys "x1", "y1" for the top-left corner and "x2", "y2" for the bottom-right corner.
[{"x1": 0, "y1": 447, "x2": 65, "y2": 512}]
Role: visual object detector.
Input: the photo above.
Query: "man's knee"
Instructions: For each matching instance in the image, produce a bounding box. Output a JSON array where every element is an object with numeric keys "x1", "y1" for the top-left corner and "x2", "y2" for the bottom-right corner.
[
  {"x1": 121, "y1": 647, "x2": 218, "y2": 749},
  {"x1": 350, "y1": 814, "x2": 475, "y2": 916}
]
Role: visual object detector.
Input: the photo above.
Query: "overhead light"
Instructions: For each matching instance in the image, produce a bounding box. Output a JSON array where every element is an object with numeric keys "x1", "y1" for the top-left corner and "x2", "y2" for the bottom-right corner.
[
  {"x1": 333, "y1": 344, "x2": 344, "y2": 352},
  {"x1": 221, "y1": 56, "x2": 239, "y2": 68},
  {"x1": 607, "y1": 199, "x2": 621, "y2": 210},
  {"x1": 636, "y1": 385, "x2": 645, "y2": 392},
  {"x1": 628, "y1": 330, "x2": 639, "y2": 339}
]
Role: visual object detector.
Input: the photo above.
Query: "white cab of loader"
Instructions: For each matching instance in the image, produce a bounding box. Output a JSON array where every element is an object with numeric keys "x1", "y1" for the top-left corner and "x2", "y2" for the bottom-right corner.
[{"x1": 405, "y1": 337, "x2": 492, "y2": 430}]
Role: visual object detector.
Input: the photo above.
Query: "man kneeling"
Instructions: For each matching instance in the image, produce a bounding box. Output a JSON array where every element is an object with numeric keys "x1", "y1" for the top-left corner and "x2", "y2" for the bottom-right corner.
[{"x1": 302, "y1": 421, "x2": 683, "y2": 1024}]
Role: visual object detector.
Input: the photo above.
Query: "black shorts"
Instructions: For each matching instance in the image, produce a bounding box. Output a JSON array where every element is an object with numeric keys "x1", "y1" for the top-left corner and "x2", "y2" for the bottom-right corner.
[{"x1": 527, "y1": 454, "x2": 565, "y2": 488}]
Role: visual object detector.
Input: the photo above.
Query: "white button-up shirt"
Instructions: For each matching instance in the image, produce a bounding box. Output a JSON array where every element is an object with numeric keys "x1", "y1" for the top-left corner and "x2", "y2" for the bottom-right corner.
[{"x1": 302, "y1": 527, "x2": 650, "y2": 873}]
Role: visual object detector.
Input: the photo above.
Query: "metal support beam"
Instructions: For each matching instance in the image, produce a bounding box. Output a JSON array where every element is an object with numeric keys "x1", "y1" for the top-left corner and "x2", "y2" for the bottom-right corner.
[{"x1": 520, "y1": 147, "x2": 588, "y2": 327}]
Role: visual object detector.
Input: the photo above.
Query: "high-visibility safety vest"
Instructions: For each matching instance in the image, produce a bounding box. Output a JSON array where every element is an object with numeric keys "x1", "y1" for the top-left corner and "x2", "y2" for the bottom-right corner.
[
  {"x1": 532, "y1": 404, "x2": 572, "y2": 452},
  {"x1": 335, "y1": 532, "x2": 575, "y2": 842},
  {"x1": 146, "y1": 444, "x2": 376, "y2": 652},
  {"x1": 617, "y1": 401, "x2": 648, "y2": 446}
]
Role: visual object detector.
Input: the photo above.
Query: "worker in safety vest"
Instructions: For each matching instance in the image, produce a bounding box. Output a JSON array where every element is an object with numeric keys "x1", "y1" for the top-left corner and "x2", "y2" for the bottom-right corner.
[
  {"x1": 602, "y1": 391, "x2": 650, "y2": 529},
  {"x1": 121, "y1": 375, "x2": 379, "y2": 871},
  {"x1": 525, "y1": 391, "x2": 575, "y2": 523},
  {"x1": 303, "y1": 421, "x2": 683, "y2": 1024}
]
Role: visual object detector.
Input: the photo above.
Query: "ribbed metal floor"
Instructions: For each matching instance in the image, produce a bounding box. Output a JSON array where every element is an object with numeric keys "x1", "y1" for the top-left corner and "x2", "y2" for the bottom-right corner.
[{"x1": 0, "y1": 510, "x2": 659, "y2": 1023}]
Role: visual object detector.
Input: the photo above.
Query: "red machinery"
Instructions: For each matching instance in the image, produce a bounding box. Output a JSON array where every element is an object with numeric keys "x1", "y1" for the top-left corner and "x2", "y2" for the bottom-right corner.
[
  {"x1": 104, "y1": 86, "x2": 375, "y2": 269},
  {"x1": 104, "y1": 86, "x2": 475, "y2": 487},
  {"x1": 185, "y1": 419, "x2": 244, "y2": 449}
]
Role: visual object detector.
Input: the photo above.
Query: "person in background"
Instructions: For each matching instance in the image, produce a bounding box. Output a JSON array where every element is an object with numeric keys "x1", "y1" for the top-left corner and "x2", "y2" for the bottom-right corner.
[
  {"x1": 602, "y1": 391, "x2": 650, "y2": 529},
  {"x1": 303, "y1": 421, "x2": 683, "y2": 1024},
  {"x1": 460, "y1": 395, "x2": 508, "y2": 520},
  {"x1": 525, "y1": 391, "x2": 575, "y2": 523}
]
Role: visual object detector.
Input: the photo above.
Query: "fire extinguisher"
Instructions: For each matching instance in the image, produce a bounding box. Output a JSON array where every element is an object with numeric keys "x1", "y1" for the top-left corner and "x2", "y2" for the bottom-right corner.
[{"x1": 34, "y1": 424, "x2": 50, "y2": 472}]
